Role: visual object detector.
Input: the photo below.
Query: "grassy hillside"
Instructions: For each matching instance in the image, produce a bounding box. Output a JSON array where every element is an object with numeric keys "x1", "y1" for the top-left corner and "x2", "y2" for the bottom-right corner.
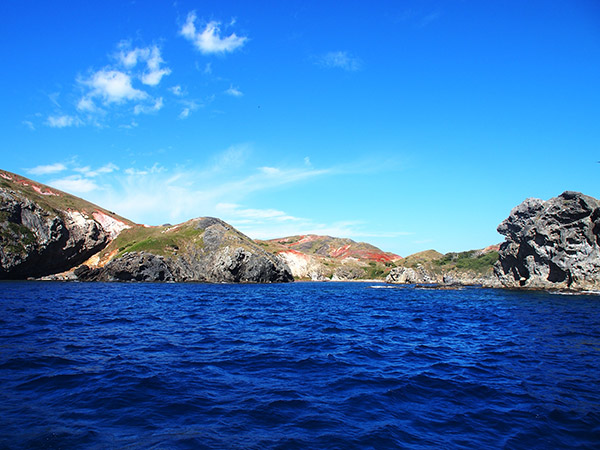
[{"x1": 397, "y1": 247, "x2": 499, "y2": 276}]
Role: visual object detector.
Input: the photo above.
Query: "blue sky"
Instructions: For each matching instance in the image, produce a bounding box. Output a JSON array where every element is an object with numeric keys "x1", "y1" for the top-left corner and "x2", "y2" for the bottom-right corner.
[{"x1": 1, "y1": 0, "x2": 599, "y2": 255}]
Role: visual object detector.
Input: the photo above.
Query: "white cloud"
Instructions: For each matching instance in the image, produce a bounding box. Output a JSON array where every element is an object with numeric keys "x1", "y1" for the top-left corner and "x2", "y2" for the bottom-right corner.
[
  {"x1": 216, "y1": 203, "x2": 302, "y2": 222},
  {"x1": 317, "y1": 51, "x2": 362, "y2": 71},
  {"x1": 204, "y1": 62, "x2": 212, "y2": 74},
  {"x1": 37, "y1": 157, "x2": 405, "y2": 243},
  {"x1": 180, "y1": 12, "x2": 247, "y2": 54},
  {"x1": 141, "y1": 68, "x2": 171, "y2": 86},
  {"x1": 178, "y1": 99, "x2": 200, "y2": 119},
  {"x1": 22, "y1": 120, "x2": 35, "y2": 130},
  {"x1": 224, "y1": 85, "x2": 243, "y2": 97},
  {"x1": 134, "y1": 97, "x2": 164, "y2": 115},
  {"x1": 82, "y1": 69, "x2": 147, "y2": 104},
  {"x1": 170, "y1": 85, "x2": 184, "y2": 96},
  {"x1": 77, "y1": 158, "x2": 330, "y2": 226},
  {"x1": 71, "y1": 43, "x2": 170, "y2": 122},
  {"x1": 46, "y1": 115, "x2": 81, "y2": 128},
  {"x1": 116, "y1": 43, "x2": 171, "y2": 86},
  {"x1": 74, "y1": 163, "x2": 119, "y2": 177},
  {"x1": 27, "y1": 163, "x2": 67, "y2": 175},
  {"x1": 48, "y1": 175, "x2": 99, "y2": 194},
  {"x1": 76, "y1": 96, "x2": 99, "y2": 113}
]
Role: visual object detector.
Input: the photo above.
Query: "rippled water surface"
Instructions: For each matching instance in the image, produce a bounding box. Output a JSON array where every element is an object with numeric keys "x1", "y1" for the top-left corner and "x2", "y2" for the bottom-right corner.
[{"x1": 1, "y1": 281, "x2": 599, "y2": 449}]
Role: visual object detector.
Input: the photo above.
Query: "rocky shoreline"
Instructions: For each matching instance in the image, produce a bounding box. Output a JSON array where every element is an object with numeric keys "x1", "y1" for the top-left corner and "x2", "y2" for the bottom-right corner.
[{"x1": 1, "y1": 169, "x2": 599, "y2": 290}]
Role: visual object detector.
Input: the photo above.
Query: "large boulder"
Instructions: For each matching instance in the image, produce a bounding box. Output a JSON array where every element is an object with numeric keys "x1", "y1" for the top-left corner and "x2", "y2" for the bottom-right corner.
[{"x1": 494, "y1": 191, "x2": 600, "y2": 291}]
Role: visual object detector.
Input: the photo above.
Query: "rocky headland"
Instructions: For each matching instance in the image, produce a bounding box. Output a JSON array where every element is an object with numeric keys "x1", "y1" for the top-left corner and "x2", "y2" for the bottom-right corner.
[
  {"x1": 0, "y1": 171, "x2": 132, "y2": 279},
  {"x1": 494, "y1": 191, "x2": 600, "y2": 291}
]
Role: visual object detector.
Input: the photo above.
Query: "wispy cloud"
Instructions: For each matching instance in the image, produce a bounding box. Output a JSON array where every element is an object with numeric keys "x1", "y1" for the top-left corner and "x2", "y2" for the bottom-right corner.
[
  {"x1": 61, "y1": 158, "x2": 330, "y2": 225},
  {"x1": 224, "y1": 85, "x2": 243, "y2": 97},
  {"x1": 133, "y1": 97, "x2": 164, "y2": 115},
  {"x1": 27, "y1": 156, "x2": 407, "y2": 242},
  {"x1": 170, "y1": 85, "x2": 184, "y2": 96},
  {"x1": 418, "y1": 10, "x2": 442, "y2": 28},
  {"x1": 46, "y1": 115, "x2": 82, "y2": 128},
  {"x1": 116, "y1": 42, "x2": 172, "y2": 86},
  {"x1": 48, "y1": 175, "x2": 100, "y2": 194},
  {"x1": 74, "y1": 163, "x2": 119, "y2": 177},
  {"x1": 216, "y1": 203, "x2": 302, "y2": 222},
  {"x1": 178, "y1": 99, "x2": 200, "y2": 119},
  {"x1": 27, "y1": 163, "x2": 67, "y2": 175},
  {"x1": 317, "y1": 51, "x2": 362, "y2": 71},
  {"x1": 22, "y1": 120, "x2": 35, "y2": 130},
  {"x1": 180, "y1": 12, "x2": 248, "y2": 54}
]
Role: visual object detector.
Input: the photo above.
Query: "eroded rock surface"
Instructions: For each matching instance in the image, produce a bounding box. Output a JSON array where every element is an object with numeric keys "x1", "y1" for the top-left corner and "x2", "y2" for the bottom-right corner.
[
  {"x1": 75, "y1": 218, "x2": 294, "y2": 283},
  {"x1": 494, "y1": 191, "x2": 600, "y2": 291},
  {"x1": 0, "y1": 188, "x2": 111, "y2": 279}
]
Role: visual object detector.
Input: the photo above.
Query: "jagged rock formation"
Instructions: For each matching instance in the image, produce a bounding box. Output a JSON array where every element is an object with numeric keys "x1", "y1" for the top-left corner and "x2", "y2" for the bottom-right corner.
[
  {"x1": 0, "y1": 171, "x2": 131, "y2": 279},
  {"x1": 386, "y1": 266, "x2": 436, "y2": 284},
  {"x1": 494, "y1": 191, "x2": 600, "y2": 291}
]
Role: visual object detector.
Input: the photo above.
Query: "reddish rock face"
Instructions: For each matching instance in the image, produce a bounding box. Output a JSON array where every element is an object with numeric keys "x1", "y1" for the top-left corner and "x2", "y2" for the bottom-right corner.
[{"x1": 268, "y1": 234, "x2": 401, "y2": 263}]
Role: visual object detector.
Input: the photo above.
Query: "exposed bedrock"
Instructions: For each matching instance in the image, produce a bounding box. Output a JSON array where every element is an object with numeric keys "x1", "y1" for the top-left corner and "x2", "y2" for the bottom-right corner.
[
  {"x1": 494, "y1": 191, "x2": 600, "y2": 291},
  {"x1": 76, "y1": 247, "x2": 294, "y2": 283},
  {"x1": 0, "y1": 189, "x2": 110, "y2": 279}
]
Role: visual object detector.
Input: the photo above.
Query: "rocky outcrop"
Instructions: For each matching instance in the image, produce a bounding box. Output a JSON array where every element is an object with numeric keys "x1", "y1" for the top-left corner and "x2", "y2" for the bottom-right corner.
[
  {"x1": 494, "y1": 191, "x2": 600, "y2": 291},
  {"x1": 75, "y1": 252, "x2": 174, "y2": 282},
  {"x1": 76, "y1": 247, "x2": 292, "y2": 283},
  {"x1": 0, "y1": 188, "x2": 114, "y2": 279},
  {"x1": 385, "y1": 261, "x2": 501, "y2": 287},
  {"x1": 74, "y1": 218, "x2": 293, "y2": 283},
  {"x1": 386, "y1": 266, "x2": 437, "y2": 284}
]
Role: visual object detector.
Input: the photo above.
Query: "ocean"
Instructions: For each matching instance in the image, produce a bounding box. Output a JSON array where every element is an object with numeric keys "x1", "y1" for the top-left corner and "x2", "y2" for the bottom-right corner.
[{"x1": 1, "y1": 281, "x2": 599, "y2": 449}]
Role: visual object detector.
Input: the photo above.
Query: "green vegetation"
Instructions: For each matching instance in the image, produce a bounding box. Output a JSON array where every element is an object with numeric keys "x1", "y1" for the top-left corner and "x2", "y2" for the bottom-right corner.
[
  {"x1": 0, "y1": 211, "x2": 37, "y2": 256},
  {"x1": 433, "y1": 250, "x2": 499, "y2": 273},
  {"x1": 364, "y1": 262, "x2": 387, "y2": 279},
  {"x1": 105, "y1": 223, "x2": 207, "y2": 258}
]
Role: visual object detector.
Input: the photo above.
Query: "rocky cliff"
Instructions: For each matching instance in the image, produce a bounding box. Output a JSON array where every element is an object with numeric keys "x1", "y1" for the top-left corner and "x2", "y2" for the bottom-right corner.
[
  {"x1": 0, "y1": 170, "x2": 132, "y2": 279},
  {"x1": 0, "y1": 170, "x2": 292, "y2": 283},
  {"x1": 494, "y1": 191, "x2": 600, "y2": 291}
]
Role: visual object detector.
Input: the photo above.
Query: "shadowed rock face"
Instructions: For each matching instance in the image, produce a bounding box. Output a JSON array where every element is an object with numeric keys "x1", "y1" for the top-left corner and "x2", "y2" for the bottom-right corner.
[
  {"x1": 0, "y1": 189, "x2": 110, "y2": 279},
  {"x1": 494, "y1": 191, "x2": 600, "y2": 291}
]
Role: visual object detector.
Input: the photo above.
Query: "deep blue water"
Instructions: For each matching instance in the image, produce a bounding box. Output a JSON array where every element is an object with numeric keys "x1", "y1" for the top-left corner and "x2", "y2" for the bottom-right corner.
[{"x1": 1, "y1": 282, "x2": 599, "y2": 450}]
